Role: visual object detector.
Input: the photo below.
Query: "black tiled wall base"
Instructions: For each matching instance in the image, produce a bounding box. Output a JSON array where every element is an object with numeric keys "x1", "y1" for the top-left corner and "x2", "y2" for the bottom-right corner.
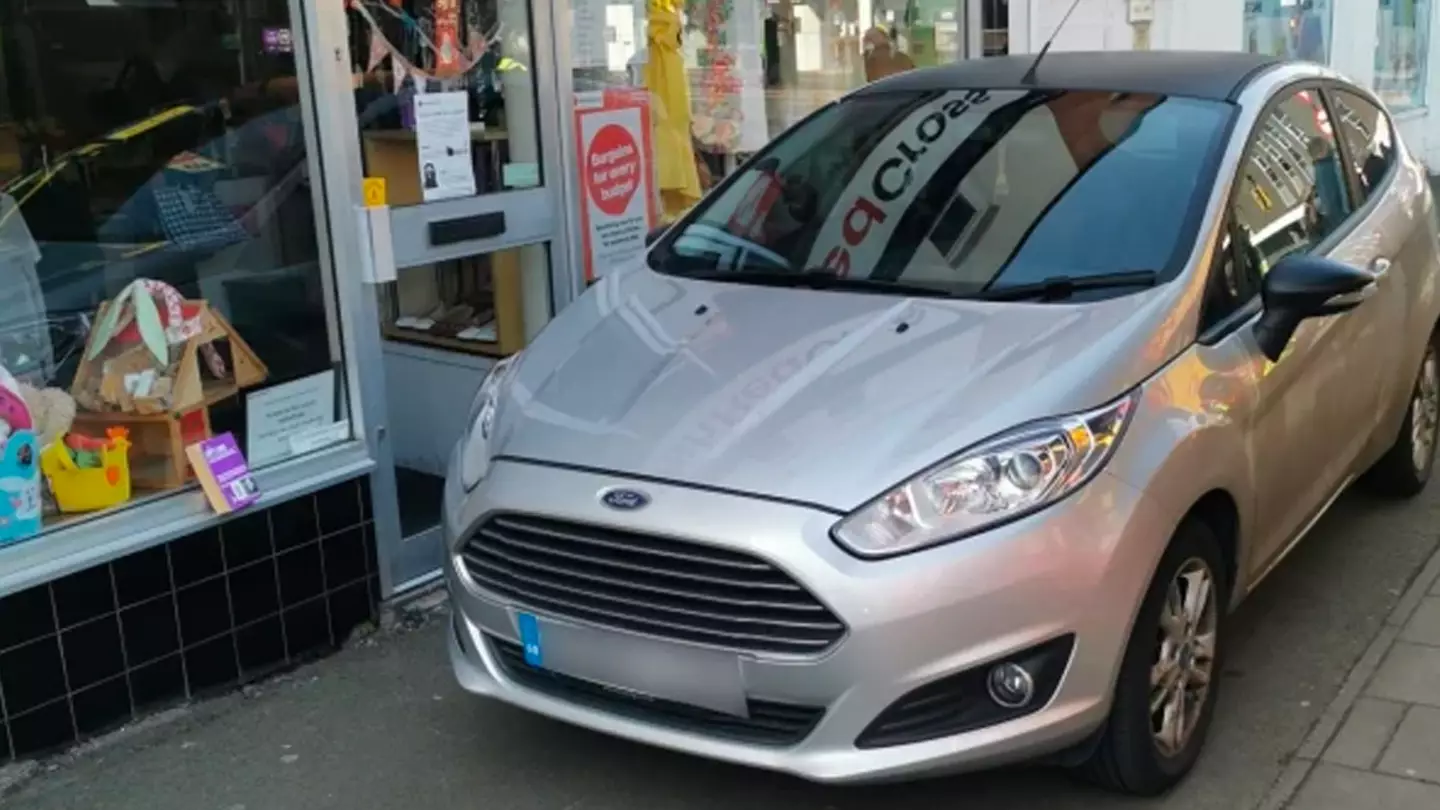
[{"x1": 0, "y1": 476, "x2": 378, "y2": 762}]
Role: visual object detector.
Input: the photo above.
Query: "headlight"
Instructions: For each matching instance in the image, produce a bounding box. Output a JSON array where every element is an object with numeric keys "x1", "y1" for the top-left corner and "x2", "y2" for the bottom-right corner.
[
  {"x1": 459, "y1": 356, "x2": 516, "y2": 491},
  {"x1": 832, "y1": 393, "x2": 1138, "y2": 559}
]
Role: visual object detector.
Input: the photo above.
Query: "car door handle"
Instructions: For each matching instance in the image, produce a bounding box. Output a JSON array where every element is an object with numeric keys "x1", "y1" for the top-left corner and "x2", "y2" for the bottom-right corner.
[{"x1": 1371, "y1": 257, "x2": 1393, "y2": 276}]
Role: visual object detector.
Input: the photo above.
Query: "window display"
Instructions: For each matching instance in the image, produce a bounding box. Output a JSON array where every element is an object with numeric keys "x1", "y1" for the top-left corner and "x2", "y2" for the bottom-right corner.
[
  {"x1": 572, "y1": 0, "x2": 923, "y2": 226},
  {"x1": 0, "y1": 0, "x2": 349, "y2": 542},
  {"x1": 1375, "y1": 0, "x2": 1431, "y2": 110},
  {"x1": 1244, "y1": 0, "x2": 1332, "y2": 63}
]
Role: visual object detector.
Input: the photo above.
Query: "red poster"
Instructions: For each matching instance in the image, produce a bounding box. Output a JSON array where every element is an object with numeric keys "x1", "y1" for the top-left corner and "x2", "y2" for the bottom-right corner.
[{"x1": 574, "y1": 89, "x2": 657, "y2": 283}]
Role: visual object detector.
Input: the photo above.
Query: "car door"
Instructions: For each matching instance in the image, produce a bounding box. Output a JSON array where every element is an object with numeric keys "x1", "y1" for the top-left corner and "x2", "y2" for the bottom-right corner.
[
  {"x1": 1324, "y1": 86, "x2": 1409, "y2": 422},
  {"x1": 1224, "y1": 85, "x2": 1389, "y2": 574}
]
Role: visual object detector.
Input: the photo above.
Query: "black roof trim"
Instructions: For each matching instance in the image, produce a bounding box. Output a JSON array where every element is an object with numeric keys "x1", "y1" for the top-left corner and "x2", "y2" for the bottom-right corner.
[{"x1": 851, "y1": 51, "x2": 1287, "y2": 102}]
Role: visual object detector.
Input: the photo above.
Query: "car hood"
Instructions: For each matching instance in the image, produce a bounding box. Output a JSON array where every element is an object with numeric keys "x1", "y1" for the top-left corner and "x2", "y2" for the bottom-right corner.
[{"x1": 494, "y1": 265, "x2": 1188, "y2": 511}]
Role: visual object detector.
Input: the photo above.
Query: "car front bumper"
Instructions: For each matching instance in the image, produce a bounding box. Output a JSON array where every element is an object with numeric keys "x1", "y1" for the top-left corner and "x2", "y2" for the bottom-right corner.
[{"x1": 443, "y1": 456, "x2": 1171, "y2": 784}]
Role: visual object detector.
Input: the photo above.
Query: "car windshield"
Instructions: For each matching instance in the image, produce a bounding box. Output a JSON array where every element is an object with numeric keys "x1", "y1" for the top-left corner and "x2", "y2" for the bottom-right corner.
[{"x1": 651, "y1": 88, "x2": 1235, "y2": 299}]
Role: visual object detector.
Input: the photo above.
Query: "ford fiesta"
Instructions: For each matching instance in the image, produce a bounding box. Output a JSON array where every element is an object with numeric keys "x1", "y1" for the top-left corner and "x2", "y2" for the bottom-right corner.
[{"x1": 442, "y1": 52, "x2": 1440, "y2": 795}]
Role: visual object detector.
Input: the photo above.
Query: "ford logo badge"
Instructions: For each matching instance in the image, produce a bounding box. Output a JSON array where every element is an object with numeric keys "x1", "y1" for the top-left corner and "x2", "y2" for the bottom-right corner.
[{"x1": 600, "y1": 488, "x2": 650, "y2": 511}]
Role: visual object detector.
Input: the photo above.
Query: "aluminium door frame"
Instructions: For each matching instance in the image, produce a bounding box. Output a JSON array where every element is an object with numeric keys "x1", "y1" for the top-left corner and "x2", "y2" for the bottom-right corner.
[{"x1": 296, "y1": 0, "x2": 577, "y2": 597}]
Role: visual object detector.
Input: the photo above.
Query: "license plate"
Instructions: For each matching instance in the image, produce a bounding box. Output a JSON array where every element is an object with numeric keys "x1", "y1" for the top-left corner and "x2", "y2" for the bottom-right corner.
[{"x1": 513, "y1": 611, "x2": 748, "y2": 717}]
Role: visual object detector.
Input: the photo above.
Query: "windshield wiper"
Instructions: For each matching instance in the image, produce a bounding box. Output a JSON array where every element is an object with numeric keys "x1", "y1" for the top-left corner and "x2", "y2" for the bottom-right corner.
[
  {"x1": 679, "y1": 268, "x2": 960, "y2": 298},
  {"x1": 978, "y1": 270, "x2": 1160, "y2": 302}
]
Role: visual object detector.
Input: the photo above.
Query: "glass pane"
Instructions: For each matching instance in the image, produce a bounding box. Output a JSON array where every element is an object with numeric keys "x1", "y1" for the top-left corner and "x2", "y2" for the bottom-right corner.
[
  {"x1": 0, "y1": 0, "x2": 349, "y2": 542},
  {"x1": 1329, "y1": 89, "x2": 1397, "y2": 202},
  {"x1": 348, "y1": 0, "x2": 543, "y2": 207},
  {"x1": 1243, "y1": 0, "x2": 1332, "y2": 62},
  {"x1": 380, "y1": 243, "x2": 551, "y2": 356},
  {"x1": 569, "y1": 0, "x2": 923, "y2": 229},
  {"x1": 1375, "y1": 0, "x2": 1431, "y2": 110},
  {"x1": 659, "y1": 90, "x2": 1234, "y2": 294},
  {"x1": 1232, "y1": 90, "x2": 1349, "y2": 267}
]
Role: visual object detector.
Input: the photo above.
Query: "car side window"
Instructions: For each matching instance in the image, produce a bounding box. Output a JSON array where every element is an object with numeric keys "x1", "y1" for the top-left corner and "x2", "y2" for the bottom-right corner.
[
  {"x1": 1203, "y1": 88, "x2": 1352, "y2": 333},
  {"x1": 1233, "y1": 89, "x2": 1352, "y2": 269},
  {"x1": 1328, "y1": 89, "x2": 1397, "y2": 205},
  {"x1": 1200, "y1": 216, "x2": 1264, "y2": 333}
]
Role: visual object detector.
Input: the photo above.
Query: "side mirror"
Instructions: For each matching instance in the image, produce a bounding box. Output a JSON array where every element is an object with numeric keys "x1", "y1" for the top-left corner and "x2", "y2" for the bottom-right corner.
[
  {"x1": 645, "y1": 226, "x2": 667, "y2": 248},
  {"x1": 1253, "y1": 254, "x2": 1376, "y2": 362}
]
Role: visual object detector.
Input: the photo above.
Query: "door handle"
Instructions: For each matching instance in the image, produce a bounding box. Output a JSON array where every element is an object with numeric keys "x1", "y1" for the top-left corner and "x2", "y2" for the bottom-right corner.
[{"x1": 1371, "y1": 257, "x2": 1393, "y2": 276}]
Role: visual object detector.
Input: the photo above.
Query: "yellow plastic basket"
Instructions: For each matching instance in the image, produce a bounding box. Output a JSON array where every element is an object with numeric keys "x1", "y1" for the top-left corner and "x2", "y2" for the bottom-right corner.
[{"x1": 41, "y1": 429, "x2": 132, "y2": 513}]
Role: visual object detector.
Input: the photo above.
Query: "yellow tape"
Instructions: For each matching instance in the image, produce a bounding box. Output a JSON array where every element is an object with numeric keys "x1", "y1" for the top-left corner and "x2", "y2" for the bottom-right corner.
[{"x1": 106, "y1": 106, "x2": 196, "y2": 141}]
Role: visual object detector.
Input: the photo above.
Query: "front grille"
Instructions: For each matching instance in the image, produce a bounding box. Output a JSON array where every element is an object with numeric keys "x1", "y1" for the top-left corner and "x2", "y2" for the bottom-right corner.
[
  {"x1": 461, "y1": 513, "x2": 846, "y2": 655},
  {"x1": 489, "y1": 636, "x2": 825, "y2": 746}
]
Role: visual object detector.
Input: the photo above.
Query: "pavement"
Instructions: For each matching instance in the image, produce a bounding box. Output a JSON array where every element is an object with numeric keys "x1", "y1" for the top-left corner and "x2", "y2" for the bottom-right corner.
[
  {"x1": 1275, "y1": 534, "x2": 1440, "y2": 808},
  {"x1": 3, "y1": 482, "x2": 1440, "y2": 810}
]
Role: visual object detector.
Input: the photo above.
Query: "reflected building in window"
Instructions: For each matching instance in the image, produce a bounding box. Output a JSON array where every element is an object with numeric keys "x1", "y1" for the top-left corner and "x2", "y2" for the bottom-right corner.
[
  {"x1": 1243, "y1": 0, "x2": 1331, "y2": 63},
  {"x1": 1375, "y1": 0, "x2": 1432, "y2": 110}
]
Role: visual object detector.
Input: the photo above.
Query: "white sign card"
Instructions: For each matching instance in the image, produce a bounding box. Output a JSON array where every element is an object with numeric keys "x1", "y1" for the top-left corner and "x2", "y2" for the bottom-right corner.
[
  {"x1": 571, "y1": 0, "x2": 608, "y2": 70},
  {"x1": 245, "y1": 369, "x2": 339, "y2": 467},
  {"x1": 502, "y1": 162, "x2": 540, "y2": 188},
  {"x1": 414, "y1": 91, "x2": 477, "y2": 202}
]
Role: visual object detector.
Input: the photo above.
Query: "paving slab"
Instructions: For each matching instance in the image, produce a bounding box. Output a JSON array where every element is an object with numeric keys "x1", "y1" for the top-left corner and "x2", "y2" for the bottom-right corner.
[
  {"x1": 1398, "y1": 597, "x2": 1440, "y2": 646},
  {"x1": 1320, "y1": 697, "x2": 1407, "y2": 770},
  {"x1": 1376, "y1": 705, "x2": 1440, "y2": 783},
  {"x1": 1365, "y1": 642, "x2": 1440, "y2": 707},
  {"x1": 1290, "y1": 764, "x2": 1440, "y2": 810}
]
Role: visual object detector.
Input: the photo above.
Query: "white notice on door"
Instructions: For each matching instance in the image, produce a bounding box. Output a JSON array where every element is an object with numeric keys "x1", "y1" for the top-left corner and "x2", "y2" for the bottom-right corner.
[{"x1": 414, "y1": 91, "x2": 476, "y2": 202}]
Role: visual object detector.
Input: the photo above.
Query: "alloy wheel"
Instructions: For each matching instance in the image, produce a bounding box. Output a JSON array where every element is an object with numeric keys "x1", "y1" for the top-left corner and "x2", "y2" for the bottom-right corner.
[
  {"x1": 1411, "y1": 350, "x2": 1439, "y2": 474},
  {"x1": 1150, "y1": 558, "x2": 1218, "y2": 759}
]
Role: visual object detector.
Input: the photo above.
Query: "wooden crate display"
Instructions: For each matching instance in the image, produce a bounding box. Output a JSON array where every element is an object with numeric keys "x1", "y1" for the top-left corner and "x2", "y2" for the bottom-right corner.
[
  {"x1": 71, "y1": 405, "x2": 213, "y2": 491},
  {"x1": 70, "y1": 294, "x2": 268, "y2": 490}
]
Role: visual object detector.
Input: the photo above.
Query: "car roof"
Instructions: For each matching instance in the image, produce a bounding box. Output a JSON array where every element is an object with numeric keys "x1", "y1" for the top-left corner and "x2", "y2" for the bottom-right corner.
[{"x1": 852, "y1": 50, "x2": 1288, "y2": 102}]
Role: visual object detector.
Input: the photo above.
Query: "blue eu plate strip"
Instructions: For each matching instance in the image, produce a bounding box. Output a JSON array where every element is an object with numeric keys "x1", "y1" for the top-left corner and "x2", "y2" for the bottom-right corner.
[{"x1": 517, "y1": 613, "x2": 543, "y2": 667}]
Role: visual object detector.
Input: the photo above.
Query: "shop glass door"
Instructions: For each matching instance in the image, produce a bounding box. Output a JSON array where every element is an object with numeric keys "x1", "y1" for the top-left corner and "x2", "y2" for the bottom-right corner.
[{"x1": 329, "y1": 0, "x2": 565, "y2": 593}]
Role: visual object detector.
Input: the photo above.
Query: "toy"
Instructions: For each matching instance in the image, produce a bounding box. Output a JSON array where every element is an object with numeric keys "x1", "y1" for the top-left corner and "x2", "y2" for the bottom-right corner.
[
  {"x1": 0, "y1": 363, "x2": 41, "y2": 543},
  {"x1": 41, "y1": 428, "x2": 132, "y2": 513},
  {"x1": 17, "y1": 384, "x2": 75, "y2": 452},
  {"x1": 0, "y1": 430, "x2": 41, "y2": 542},
  {"x1": 0, "y1": 367, "x2": 33, "y2": 445}
]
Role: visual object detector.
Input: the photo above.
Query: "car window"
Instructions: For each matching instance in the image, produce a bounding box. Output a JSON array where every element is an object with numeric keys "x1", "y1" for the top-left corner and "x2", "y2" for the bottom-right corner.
[
  {"x1": 1200, "y1": 216, "x2": 1265, "y2": 332},
  {"x1": 654, "y1": 88, "x2": 1235, "y2": 299},
  {"x1": 1328, "y1": 89, "x2": 1397, "y2": 205},
  {"x1": 1230, "y1": 88, "x2": 1351, "y2": 275}
]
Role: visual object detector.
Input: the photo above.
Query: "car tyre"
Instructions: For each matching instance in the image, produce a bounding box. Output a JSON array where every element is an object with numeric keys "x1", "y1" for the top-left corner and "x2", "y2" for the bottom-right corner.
[
  {"x1": 1363, "y1": 334, "x2": 1440, "y2": 498},
  {"x1": 1075, "y1": 518, "x2": 1226, "y2": 796}
]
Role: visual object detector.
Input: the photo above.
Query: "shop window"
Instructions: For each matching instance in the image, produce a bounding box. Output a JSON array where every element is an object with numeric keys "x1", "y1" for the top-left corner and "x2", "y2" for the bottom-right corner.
[
  {"x1": 0, "y1": 0, "x2": 350, "y2": 544},
  {"x1": 982, "y1": 0, "x2": 1010, "y2": 56},
  {"x1": 1243, "y1": 0, "x2": 1333, "y2": 63},
  {"x1": 345, "y1": 0, "x2": 543, "y2": 206},
  {"x1": 569, "y1": 0, "x2": 933, "y2": 235},
  {"x1": 1375, "y1": 0, "x2": 1432, "y2": 110},
  {"x1": 381, "y1": 244, "x2": 552, "y2": 356}
]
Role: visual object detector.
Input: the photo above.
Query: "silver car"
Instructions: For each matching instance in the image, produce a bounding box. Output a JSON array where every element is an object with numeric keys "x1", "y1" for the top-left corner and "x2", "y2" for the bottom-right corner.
[{"x1": 443, "y1": 52, "x2": 1440, "y2": 795}]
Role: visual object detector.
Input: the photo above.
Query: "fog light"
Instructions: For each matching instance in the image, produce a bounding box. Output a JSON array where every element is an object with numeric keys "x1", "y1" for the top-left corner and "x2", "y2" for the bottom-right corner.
[{"x1": 987, "y1": 662, "x2": 1035, "y2": 709}]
